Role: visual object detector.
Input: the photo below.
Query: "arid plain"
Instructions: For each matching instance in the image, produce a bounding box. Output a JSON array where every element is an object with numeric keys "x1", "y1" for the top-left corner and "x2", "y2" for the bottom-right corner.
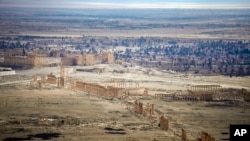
[
  {"x1": 0, "y1": 64, "x2": 250, "y2": 141},
  {"x1": 0, "y1": 8, "x2": 250, "y2": 141}
]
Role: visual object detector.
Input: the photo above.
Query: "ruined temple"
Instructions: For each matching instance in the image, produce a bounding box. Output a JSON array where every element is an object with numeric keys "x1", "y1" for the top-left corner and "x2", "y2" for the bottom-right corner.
[
  {"x1": 81, "y1": 54, "x2": 95, "y2": 65},
  {"x1": 96, "y1": 52, "x2": 114, "y2": 64},
  {"x1": 3, "y1": 48, "x2": 46, "y2": 68},
  {"x1": 186, "y1": 85, "x2": 222, "y2": 101},
  {"x1": 61, "y1": 55, "x2": 79, "y2": 66},
  {"x1": 61, "y1": 52, "x2": 114, "y2": 66}
]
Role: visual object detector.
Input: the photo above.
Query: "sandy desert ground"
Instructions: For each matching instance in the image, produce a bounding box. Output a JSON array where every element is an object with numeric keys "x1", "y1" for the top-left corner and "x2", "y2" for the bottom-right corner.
[
  {"x1": 19, "y1": 26, "x2": 250, "y2": 40},
  {"x1": 0, "y1": 64, "x2": 250, "y2": 141}
]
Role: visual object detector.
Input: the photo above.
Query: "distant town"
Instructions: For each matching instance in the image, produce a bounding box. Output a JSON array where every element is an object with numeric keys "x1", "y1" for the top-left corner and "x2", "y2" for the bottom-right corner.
[{"x1": 0, "y1": 36, "x2": 249, "y2": 76}]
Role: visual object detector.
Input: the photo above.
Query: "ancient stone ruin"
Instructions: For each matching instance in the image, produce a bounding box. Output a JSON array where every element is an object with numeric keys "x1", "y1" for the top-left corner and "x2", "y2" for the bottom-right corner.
[
  {"x1": 133, "y1": 100, "x2": 155, "y2": 116},
  {"x1": 187, "y1": 85, "x2": 221, "y2": 101},
  {"x1": 61, "y1": 52, "x2": 114, "y2": 66},
  {"x1": 3, "y1": 48, "x2": 46, "y2": 68},
  {"x1": 158, "y1": 115, "x2": 169, "y2": 131},
  {"x1": 74, "y1": 81, "x2": 125, "y2": 98}
]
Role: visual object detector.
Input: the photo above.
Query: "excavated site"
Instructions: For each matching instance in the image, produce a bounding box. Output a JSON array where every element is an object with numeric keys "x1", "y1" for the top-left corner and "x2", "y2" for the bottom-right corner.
[{"x1": 0, "y1": 64, "x2": 250, "y2": 141}]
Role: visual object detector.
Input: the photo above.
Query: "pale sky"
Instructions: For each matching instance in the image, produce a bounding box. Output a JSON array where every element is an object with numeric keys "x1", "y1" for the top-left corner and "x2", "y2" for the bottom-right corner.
[{"x1": 0, "y1": 0, "x2": 250, "y2": 9}]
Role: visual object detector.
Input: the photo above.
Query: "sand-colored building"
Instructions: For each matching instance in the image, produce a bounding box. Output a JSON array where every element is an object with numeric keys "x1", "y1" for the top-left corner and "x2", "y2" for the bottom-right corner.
[
  {"x1": 62, "y1": 54, "x2": 95, "y2": 66},
  {"x1": 61, "y1": 55, "x2": 79, "y2": 66},
  {"x1": 81, "y1": 54, "x2": 95, "y2": 66},
  {"x1": 62, "y1": 52, "x2": 114, "y2": 66},
  {"x1": 96, "y1": 52, "x2": 114, "y2": 64},
  {"x1": 3, "y1": 48, "x2": 46, "y2": 67}
]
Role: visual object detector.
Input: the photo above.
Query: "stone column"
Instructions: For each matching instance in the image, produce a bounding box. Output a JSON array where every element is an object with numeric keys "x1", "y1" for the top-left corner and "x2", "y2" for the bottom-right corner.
[
  {"x1": 146, "y1": 103, "x2": 149, "y2": 112},
  {"x1": 181, "y1": 128, "x2": 187, "y2": 141},
  {"x1": 33, "y1": 75, "x2": 37, "y2": 82},
  {"x1": 38, "y1": 81, "x2": 42, "y2": 90},
  {"x1": 41, "y1": 75, "x2": 46, "y2": 83},
  {"x1": 134, "y1": 100, "x2": 138, "y2": 113},
  {"x1": 151, "y1": 104, "x2": 154, "y2": 115},
  {"x1": 139, "y1": 102, "x2": 143, "y2": 114}
]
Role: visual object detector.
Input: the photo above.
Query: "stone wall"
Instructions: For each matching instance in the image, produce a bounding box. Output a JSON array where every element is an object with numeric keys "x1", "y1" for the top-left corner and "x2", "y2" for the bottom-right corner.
[
  {"x1": 125, "y1": 88, "x2": 148, "y2": 96},
  {"x1": 82, "y1": 54, "x2": 95, "y2": 65},
  {"x1": 61, "y1": 52, "x2": 114, "y2": 66},
  {"x1": 190, "y1": 85, "x2": 221, "y2": 92},
  {"x1": 4, "y1": 49, "x2": 46, "y2": 67},
  {"x1": 61, "y1": 56, "x2": 78, "y2": 66},
  {"x1": 74, "y1": 81, "x2": 124, "y2": 98},
  {"x1": 97, "y1": 52, "x2": 114, "y2": 64}
]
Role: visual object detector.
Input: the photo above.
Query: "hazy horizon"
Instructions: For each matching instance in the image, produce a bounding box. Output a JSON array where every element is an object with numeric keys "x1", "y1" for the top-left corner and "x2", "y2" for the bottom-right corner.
[{"x1": 0, "y1": 0, "x2": 250, "y2": 9}]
